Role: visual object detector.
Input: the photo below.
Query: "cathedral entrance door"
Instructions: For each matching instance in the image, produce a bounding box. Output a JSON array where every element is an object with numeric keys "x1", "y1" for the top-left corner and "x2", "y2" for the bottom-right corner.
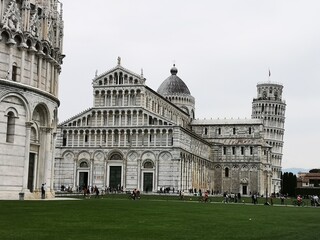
[
  {"x1": 143, "y1": 172, "x2": 153, "y2": 192},
  {"x1": 242, "y1": 185, "x2": 247, "y2": 195},
  {"x1": 79, "y1": 172, "x2": 88, "y2": 190},
  {"x1": 27, "y1": 153, "x2": 35, "y2": 192},
  {"x1": 109, "y1": 166, "x2": 122, "y2": 189}
]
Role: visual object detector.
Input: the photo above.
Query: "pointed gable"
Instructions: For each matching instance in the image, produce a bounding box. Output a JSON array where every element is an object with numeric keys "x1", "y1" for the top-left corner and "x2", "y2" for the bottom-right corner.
[
  {"x1": 92, "y1": 59, "x2": 145, "y2": 87},
  {"x1": 59, "y1": 108, "x2": 93, "y2": 126}
]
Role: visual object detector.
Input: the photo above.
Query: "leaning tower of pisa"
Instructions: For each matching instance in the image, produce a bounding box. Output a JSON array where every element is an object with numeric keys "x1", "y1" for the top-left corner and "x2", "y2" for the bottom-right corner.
[
  {"x1": 0, "y1": 0, "x2": 64, "y2": 199},
  {"x1": 251, "y1": 81, "x2": 286, "y2": 194}
]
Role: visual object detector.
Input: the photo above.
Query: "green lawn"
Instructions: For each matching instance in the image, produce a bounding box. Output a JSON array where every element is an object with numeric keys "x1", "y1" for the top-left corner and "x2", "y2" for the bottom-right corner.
[{"x1": 0, "y1": 195, "x2": 319, "y2": 240}]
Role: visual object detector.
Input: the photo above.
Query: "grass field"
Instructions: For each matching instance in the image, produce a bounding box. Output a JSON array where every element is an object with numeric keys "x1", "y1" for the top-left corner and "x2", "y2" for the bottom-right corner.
[{"x1": 0, "y1": 195, "x2": 319, "y2": 240}]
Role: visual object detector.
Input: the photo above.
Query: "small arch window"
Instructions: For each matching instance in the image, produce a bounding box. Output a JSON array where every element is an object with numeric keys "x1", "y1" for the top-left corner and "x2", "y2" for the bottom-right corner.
[
  {"x1": 241, "y1": 147, "x2": 244, "y2": 155},
  {"x1": 223, "y1": 147, "x2": 226, "y2": 155},
  {"x1": 114, "y1": 73, "x2": 118, "y2": 84},
  {"x1": 232, "y1": 147, "x2": 236, "y2": 155},
  {"x1": 6, "y1": 111, "x2": 15, "y2": 143},
  {"x1": 225, "y1": 167, "x2": 229, "y2": 178},
  {"x1": 12, "y1": 63, "x2": 18, "y2": 81},
  {"x1": 119, "y1": 72, "x2": 123, "y2": 84},
  {"x1": 62, "y1": 132, "x2": 67, "y2": 146}
]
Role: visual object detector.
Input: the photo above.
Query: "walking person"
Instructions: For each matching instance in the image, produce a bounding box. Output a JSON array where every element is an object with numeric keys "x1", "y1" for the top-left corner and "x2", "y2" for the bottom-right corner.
[
  {"x1": 41, "y1": 183, "x2": 46, "y2": 199},
  {"x1": 314, "y1": 195, "x2": 319, "y2": 206},
  {"x1": 179, "y1": 191, "x2": 184, "y2": 200},
  {"x1": 94, "y1": 185, "x2": 99, "y2": 198},
  {"x1": 83, "y1": 186, "x2": 87, "y2": 198},
  {"x1": 204, "y1": 191, "x2": 209, "y2": 202}
]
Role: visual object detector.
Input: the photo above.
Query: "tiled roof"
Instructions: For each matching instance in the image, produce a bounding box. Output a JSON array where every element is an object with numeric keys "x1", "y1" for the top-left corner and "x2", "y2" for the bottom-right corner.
[{"x1": 191, "y1": 118, "x2": 263, "y2": 125}]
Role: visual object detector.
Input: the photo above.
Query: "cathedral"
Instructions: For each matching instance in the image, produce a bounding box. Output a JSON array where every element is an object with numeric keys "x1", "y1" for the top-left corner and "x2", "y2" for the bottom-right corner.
[
  {"x1": 54, "y1": 58, "x2": 286, "y2": 196},
  {"x1": 0, "y1": 0, "x2": 64, "y2": 199}
]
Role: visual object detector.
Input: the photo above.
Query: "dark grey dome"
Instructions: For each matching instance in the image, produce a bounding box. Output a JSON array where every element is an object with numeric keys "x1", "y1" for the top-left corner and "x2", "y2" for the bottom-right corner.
[{"x1": 157, "y1": 65, "x2": 191, "y2": 95}]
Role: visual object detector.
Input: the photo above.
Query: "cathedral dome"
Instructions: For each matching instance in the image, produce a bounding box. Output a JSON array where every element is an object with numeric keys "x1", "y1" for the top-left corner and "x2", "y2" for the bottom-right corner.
[{"x1": 157, "y1": 65, "x2": 191, "y2": 96}]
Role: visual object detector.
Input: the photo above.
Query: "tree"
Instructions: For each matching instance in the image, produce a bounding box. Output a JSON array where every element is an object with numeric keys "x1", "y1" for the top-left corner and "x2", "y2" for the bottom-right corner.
[
  {"x1": 309, "y1": 169, "x2": 320, "y2": 173},
  {"x1": 281, "y1": 172, "x2": 297, "y2": 196}
]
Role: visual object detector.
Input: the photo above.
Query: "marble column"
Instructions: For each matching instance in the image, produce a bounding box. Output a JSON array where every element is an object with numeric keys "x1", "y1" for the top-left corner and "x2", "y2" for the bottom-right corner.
[{"x1": 22, "y1": 122, "x2": 32, "y2": 192}]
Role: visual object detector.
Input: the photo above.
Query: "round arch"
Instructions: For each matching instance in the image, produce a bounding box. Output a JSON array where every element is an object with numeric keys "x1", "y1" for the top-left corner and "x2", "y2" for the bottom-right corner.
[{"x1": 0, "y1": 92, "x2": 31, "y2": 121}]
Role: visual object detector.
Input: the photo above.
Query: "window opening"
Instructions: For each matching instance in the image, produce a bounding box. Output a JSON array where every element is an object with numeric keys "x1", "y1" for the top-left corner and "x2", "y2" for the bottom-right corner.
[
  {"x1": 62, "y1": 133, "x2": 67, "y2": 146},
  {"x1": 225, "y1": 168, "x2": 229, "y2": 178},
  {"x1": 6, "y1": 112, "x2": 15, "y2": 143}
]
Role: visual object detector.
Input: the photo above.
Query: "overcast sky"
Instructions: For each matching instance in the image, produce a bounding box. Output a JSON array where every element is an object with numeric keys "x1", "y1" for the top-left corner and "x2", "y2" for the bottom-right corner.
[{"x1": 59, "y1": 0, "x2": 320, "y2": 170}]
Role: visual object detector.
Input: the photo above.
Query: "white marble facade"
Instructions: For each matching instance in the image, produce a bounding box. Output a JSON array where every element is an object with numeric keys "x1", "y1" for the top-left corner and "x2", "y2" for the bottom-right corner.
[
  {"x1": 54, "y1": 59, "x2": 286, "y2": 196},
  {"x1": 54, "y1": 61, "x2": 214, "y2": 194},
  {"x1": 0, "y1": 0, "x2": 64, "y2": 199}
]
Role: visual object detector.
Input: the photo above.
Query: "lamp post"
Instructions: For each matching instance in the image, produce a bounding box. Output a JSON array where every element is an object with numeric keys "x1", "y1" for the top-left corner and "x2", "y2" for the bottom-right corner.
[
  {"x1": 265, "y1": 172, "x2": 270, "y2": 205},
  {"x1": 265, "y1": 187, "x2": 268, "y2": 205}
]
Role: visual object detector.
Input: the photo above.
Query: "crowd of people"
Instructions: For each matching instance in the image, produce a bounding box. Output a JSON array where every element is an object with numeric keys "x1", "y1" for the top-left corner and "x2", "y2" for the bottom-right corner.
[
  {"x1": 60, "y1": 184, "x2": 320, "y2": 208},
  {"x1": 222, "y1": 192, "x2": 242, "y2": 203},
  {"x1": 129, "y1": 189, "x2": 141, "y2": 200},
  {"x1": 159, "y1": 187, "x2": 174, "y2": 193},
  {"x1": 295, "y1": 194, "x2": 320, "y2": 207},
  {"x1": 82, "y1": 185, "x2": 100, "y2": 198}
]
